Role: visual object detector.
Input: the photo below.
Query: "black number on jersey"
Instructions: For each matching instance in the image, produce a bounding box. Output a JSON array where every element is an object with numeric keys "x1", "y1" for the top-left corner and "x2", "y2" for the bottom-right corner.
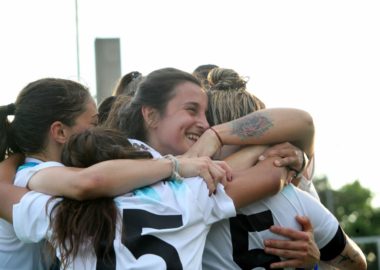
[
  {"x1": 96, "y1": 209, "x2": 184, "y2": 270},
  {"x1": 230, "y1": 210, "x2": 283, "y2": 270},
  {"x1": 122, "y1": 209, "x2": 183, "y2": 270}
]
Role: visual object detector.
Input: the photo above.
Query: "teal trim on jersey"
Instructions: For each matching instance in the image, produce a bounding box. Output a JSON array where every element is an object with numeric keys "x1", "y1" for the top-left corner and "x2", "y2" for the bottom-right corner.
[
  {"x1": 16, "y1": 162, "x2": 40, "y2": 172},
  {"x1": 133, "y1": 180, "x2": 184, "y2": 200},
  {"x1": 281, "y1": 184, "x2": 295, "y2": 196},
  {"x1": 167, "y1": 179, "x2": 184, "y2": 190},
  {"x1": 134, "y1": 186, "x2": 161, "y2": 201}
]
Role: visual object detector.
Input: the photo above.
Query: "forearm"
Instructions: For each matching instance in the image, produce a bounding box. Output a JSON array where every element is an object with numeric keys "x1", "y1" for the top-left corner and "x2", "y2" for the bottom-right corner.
[
  {"x1": 78, "y1": 159, "x2": 173, "y2": 199},
  {"x1": 213, "y1": 108, "x2": 315, "y2": 158},
  {"x1": 0, "y1": 154, "x2": 24, "y2": 184},
  {"x1": 225, "y1": 157, "x2": 287, "y2": 209},
  {"x1": 223, "y1": 145, "x2": 268, "y2": 171},
  {"x1": 326, "y1": 235, "x2": 367, "y2": 270},
  {"x1": 0, "y1": 182, "x2": 28, "y2": 222},
  {"x1": 29, "y1": 159, "x2": 173, "y2": 200}
]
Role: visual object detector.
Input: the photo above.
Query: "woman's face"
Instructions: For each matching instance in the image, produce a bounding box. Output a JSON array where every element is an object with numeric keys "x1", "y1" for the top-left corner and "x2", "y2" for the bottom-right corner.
[
  {"x1": 148, "y1": 81, "x2": 209, "y2": 156},
  {"x1": 66, "y1": 97, "x2": 98, "y2": 137}
]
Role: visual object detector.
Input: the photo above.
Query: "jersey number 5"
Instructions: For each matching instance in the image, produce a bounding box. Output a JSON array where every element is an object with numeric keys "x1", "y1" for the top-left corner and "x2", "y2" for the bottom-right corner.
[
  {"x1": 230, "y1": 210, "x2": 282, "y2": 270},
  {"x1": 122, "y1": 209, "x2": 184, "y2": 270}
]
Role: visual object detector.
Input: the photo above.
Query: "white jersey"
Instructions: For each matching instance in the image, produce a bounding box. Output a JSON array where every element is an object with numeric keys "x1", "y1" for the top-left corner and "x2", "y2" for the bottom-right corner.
[
  {"x1": 0, "y1": 158, "x2": 62, "y2": 270},
  {"x1": 13, "y1": 140, "x2": 236, "y2": 270},
  {"x1": 202, "y1": 184, "x2": 341, "y2": 270}
]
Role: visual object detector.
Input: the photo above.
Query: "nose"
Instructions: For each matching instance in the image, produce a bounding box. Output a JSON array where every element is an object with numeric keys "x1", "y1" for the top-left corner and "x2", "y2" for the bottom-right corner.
[{"x1": 197, "y1": 113, "x2": 210, "y2": 131}]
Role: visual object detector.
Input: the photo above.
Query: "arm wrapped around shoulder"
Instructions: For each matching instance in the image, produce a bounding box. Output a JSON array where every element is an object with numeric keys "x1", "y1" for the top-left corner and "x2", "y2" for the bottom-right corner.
[{"x1": 224, "y1": 156, "x2": 287, "y2": 209}]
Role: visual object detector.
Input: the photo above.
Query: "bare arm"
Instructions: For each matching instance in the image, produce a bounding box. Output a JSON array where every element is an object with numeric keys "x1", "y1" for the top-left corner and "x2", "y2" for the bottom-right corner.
[
  {"x1": 186, "y1": 108, "x2": 314, "y2": 159},
  {"x1": 28, "y1": 156, "x2": 231, "y2": 200},
  {"x1": 0, "y1": 182, "x2": 28, "y2": 222},
  {"x1": 222, "y1": 145, "x2": 268, "y2": 171},
  {"x1": 224, "y1": 156, "x2": 288, "y2": 209},
  {"x1": 325, "y1": 235, "x2": 367, "y2": 270},
  {"x1": 0, "y1": 154, "x2": 28, "y2": 222},
  {"x1": 0, "y1": 154, "x2": 24, "y2": 184}
]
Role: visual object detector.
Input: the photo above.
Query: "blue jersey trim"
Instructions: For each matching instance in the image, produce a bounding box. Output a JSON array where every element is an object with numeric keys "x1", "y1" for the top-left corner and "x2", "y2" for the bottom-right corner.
[
  {"x1": 134, "y1": 186, "x2": 161, "y2": 201},
  {"x1": 133, "y1": 180, "x2": 184, "y2": 200},
  {"x1": 16, "y1": 162, "x2": 40, "y2": 172}
]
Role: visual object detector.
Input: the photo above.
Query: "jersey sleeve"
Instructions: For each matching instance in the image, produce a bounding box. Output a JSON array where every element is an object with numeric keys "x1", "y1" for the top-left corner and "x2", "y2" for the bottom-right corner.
[
  {"x1": 13, "y1": 191, "x2": 59, "y2": 243},
  {"x1": 14, "y1": 161, "x2": 63, "y2": 188},
  {"x1": 184, "y1": 178, "x2": 236, "y2": 225},
  {"x1": 297, "y1": 188, "x2": 340, "y2": 249}
]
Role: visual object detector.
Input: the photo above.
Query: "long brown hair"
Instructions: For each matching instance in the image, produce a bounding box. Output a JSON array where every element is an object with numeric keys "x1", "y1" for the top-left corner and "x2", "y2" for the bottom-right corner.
[
  {"x1": 0, "y1": 78, "x2": 91, "y2": 161},
  {"x1": 49, "y1": 127, "x2": 151, "y2": 268},
  {"x1": 118, "y1": 67, "x2": 202, "y2": 142}
]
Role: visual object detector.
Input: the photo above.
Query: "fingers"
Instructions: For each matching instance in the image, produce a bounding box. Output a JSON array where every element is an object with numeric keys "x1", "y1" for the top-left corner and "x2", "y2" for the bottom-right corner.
[
  {"x1": 177, "y1": 156, "x2": 232, "y2": 195},
  {"x1": 264, "y1": 237, "x2": 318, "y2": 268},
  {"x1": 265, "y1": 217, "x2": 320, "y2": 268},
  {"x1": 213, "y1": 161, "x2": 233, "y2": 182},
  {"x1": 268, "y1": 258, "x2": 302, "y2": 269},
  {"x1": 259, "y1": 143, "x2": 304, "y2": 172},
  {"x1": 269, "y1": 225, "x2": 310, "y2": 241},
  {"x1": 268, "y1": 257, "x2": 316, "y2": 269},
  {"x1": 296, "y1": 215, "x2": 313, "y2": 232},
  {"x1": 273, "y1": 155, "x2": 298, "y2": 167},
  {"x1": 199, "y1": 168, "x2": 217, "y2": 196},
  {"x1": 202, "y1": 160, "x2": 232, "y2": 195},
  {"x1": 207, "y1": 160, "x2": 232, "y2": 188},
  {"x1": 259, "y1": 142, "x2": 292, "y2": 159}
]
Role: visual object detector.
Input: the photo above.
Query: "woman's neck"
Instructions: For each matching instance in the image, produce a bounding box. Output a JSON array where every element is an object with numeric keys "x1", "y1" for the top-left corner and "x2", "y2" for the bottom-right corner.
[{"x1": 27, "y1": 149, "x2": 60, "y2": 162}]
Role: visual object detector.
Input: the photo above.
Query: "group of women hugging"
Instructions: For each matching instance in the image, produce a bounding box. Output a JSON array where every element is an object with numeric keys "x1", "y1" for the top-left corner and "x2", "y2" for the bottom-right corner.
[{"x1": 0, "y1": 67, "x2": 366, "y2": 269}]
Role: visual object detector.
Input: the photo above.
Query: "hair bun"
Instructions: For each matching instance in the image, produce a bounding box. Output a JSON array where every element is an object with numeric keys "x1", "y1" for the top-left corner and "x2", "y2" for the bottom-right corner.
[{"x1": 208, "y1": 68, "x2": 247, "y2": 91}]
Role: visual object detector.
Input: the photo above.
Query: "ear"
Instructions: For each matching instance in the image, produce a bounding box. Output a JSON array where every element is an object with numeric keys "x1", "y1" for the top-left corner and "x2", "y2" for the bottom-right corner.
[
  {"x1": 141, "y1": 106, "x2": 160, "y2": 129},
  {"x1": 50, "y1": 121, "x2": 70, "y2": 144}
]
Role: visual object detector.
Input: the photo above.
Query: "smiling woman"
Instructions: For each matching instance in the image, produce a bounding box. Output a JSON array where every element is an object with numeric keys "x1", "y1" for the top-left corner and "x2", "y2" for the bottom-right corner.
[
  {"x1": 118, "y1": 67, "x2": 209, "y2": 156},
  {"x1": 0, "y1": 0, "x2": 379, "y2": 208}
]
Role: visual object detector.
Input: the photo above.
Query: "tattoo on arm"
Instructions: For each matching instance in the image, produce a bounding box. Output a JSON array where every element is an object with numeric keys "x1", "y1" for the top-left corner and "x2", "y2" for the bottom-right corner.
[
  {"x1": 336, "y1": 252, "x2": 359, "y2": 265},
  {"x1": 231, "y1": 112, "x2": 273, "y2": 141}
]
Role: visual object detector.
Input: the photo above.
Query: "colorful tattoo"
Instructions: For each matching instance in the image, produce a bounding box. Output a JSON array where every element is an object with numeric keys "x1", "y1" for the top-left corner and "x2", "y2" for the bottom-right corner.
[{"x1": 231, "y1": 112, "x2": 273, "y2": 141}]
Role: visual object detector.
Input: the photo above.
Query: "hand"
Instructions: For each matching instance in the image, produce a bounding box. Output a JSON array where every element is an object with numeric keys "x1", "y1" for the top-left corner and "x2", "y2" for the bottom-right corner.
[
  {"x1": 259, "y1": 142, "x2": 305, "y2": 173},
  {"x1": 264, "y1": 215, "x2": 320, "y2": 269},
  {"x1": 183, "y1": 128, "x2": 222, "y2": 158},
  {"x1": 177, "y1": 156, "x2": 232, "y2": 195}
]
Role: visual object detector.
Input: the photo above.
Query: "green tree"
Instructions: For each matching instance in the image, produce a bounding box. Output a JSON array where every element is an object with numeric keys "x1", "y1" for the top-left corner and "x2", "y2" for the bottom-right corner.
[
  {"x1": 313, "y1": 175, "x2": 380, "y2": 269},
  {"x1": 314, "y1": 176, "x2": 379, "y2": 236}
]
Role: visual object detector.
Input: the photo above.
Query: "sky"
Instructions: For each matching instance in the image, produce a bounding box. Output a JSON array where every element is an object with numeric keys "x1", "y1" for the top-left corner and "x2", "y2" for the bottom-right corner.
[{"x1": 1, "y1": 0, "x2": 380, "y2": 206}]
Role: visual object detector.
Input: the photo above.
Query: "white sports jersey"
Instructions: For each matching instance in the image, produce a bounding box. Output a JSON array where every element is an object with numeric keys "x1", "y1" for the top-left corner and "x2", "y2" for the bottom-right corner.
[
  {"x1": 13, "y1": 140, "x2": 236, "y2": 270},
  {"x1": 0, "y1": 158, "x2": 62, "y2": 270},
  {"x1": 202, "y1": 184, "x2": 340, "y2": 270}
]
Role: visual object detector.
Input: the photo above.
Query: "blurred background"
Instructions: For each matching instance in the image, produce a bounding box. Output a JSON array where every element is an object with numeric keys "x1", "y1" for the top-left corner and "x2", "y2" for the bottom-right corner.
[{"x1": 1, "y1": 0, "x2": 379, "y2": 268}]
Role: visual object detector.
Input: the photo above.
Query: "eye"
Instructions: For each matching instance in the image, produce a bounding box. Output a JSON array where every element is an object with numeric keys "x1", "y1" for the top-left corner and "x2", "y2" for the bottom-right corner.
[{"x1": 186, "y1": 107, "x2": 197, "y2": 114}]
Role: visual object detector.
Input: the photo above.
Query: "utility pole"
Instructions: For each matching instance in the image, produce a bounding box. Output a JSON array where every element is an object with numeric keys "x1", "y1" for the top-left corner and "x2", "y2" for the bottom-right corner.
[{"x1": 75, "y1": 0, "x2": 80, "y2": 80}]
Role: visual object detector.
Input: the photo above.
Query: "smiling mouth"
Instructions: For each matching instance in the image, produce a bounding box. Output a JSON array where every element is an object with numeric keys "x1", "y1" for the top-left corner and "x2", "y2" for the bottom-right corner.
[{"x1": 186, "y1": 133, "x2": 200, "y2": 142}]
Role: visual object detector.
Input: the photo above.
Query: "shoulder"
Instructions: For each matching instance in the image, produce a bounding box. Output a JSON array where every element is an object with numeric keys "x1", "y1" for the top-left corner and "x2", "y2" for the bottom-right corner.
[
  {"x1": 128, "y1": 139, "x2": 162, "y2": 158},
  {"x1": 14, "y1": 160, "x2": 64, "y2": 187}
]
